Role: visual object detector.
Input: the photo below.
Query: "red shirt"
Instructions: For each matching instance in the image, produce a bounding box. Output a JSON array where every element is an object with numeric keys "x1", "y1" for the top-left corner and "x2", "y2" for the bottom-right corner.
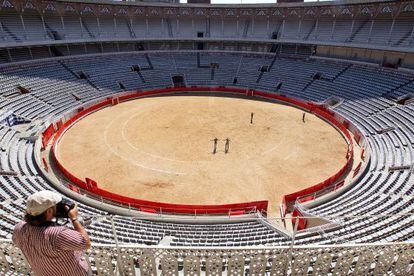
[{"x1": 12, "y1": 221, "x2": 90, "y2": 276}]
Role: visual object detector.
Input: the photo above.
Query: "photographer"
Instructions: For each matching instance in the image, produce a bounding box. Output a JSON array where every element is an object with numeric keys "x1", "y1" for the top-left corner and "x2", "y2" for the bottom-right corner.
[{"x1": 12, "y1": 190, "x2": 91, "y2": 276}]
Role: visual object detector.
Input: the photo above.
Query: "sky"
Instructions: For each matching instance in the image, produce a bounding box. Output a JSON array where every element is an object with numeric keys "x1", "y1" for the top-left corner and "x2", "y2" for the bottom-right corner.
[
  {"x1": 180, "y1": 0, "x2": 325, "y2": 3},
  {"x1": 180, "y1": 0, "x2": 275, "y2": 3}
]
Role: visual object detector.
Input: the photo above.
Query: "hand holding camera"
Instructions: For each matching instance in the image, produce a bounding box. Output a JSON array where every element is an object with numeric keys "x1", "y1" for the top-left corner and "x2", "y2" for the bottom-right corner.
[
  {"x1": 67, "y1": 203, "x2": 79, "y2": 222},
  {"x1": 56, "y1": 198, "x2": 75, "y2": 218}
]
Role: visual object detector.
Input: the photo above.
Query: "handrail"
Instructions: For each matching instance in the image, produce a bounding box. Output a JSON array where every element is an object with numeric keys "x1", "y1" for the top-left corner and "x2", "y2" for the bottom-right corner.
[
  {"x1": 2, "y1": 237, "x2": 412, "y2": 275},
  {"x1": 1, "y1": 238, "x2": 413, "y2": 249},
  {"x1": 3, "y1": 211, "x2": 414, "y2": 222}
]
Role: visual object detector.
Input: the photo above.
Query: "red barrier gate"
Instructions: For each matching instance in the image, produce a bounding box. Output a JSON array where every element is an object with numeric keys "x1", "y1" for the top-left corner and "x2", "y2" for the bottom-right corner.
[{"x1": 41, "y1": 124, "x2": 55, "y2": 150}]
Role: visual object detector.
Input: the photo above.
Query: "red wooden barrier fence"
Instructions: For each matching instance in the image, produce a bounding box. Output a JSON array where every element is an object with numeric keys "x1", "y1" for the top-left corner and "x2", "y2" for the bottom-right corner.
[{"x1": 44, "y1": 86, "x2": 355, "y2": 216}]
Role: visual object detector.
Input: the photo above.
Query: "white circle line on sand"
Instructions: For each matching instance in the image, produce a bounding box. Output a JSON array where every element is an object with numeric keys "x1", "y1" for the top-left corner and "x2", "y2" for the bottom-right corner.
[
  {"x1": 121, "y1": 111, "x2": 187, "y2": 164},
  {"x1": 103, "y1": 110, "x2": 186, "y2": 176},
  {"x1": 120, "y1": 103, "x2": 214, "y2": 164},
  {"x1": 261, "y1": 140, "x2": 283, "y2": 156}
]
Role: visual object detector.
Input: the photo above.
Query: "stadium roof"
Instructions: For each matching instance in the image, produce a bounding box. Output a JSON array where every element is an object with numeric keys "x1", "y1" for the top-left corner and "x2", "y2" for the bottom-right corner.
[{"x1": 58, "y1": 0, "x2": 396, "y2": 8}]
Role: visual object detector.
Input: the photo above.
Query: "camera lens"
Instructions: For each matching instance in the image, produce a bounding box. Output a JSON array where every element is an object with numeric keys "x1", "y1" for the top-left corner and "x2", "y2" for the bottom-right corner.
[{"x1": 55, "y1": 198, "x2": 75, "y2": 218}]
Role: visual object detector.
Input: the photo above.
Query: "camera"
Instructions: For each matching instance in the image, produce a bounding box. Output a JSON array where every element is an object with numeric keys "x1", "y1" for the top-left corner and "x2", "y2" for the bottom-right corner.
[{"x1": 55, "y1": 198, "x2": 75, "y2": 218}]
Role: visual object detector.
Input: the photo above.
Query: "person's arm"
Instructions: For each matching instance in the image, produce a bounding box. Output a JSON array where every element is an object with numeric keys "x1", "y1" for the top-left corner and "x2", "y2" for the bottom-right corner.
[
  {"x1": 67, "y1": 203, "x2": 91, "y2": 250},
  {"x1": 12, "y1": 221, "x2": 23, "y2": 248}
]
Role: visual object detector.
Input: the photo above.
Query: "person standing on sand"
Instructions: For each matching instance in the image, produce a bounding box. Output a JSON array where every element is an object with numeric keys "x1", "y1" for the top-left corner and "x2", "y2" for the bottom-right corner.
[
  {"x1": 212, "y1": 137, "x2": 218, "y2": 154},
  {"x1": 224, "y1": 138, "x2": 230, "y2": 154}
]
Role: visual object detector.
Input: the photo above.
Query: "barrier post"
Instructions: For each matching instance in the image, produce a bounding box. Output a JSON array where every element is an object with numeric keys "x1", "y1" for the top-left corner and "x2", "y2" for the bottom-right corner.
[
  {"x1": 110, "y1": 216, "x2": 122, "y2": 275},
  {"x1": 288, "y1": 217, "x2": 299, "y2": 272},
  {"x1": 42, "y1": 158, "x2": 48, "y2": 172},
  {"x1": 110, "y1": 216, "x2": 120, "y2": 247}
]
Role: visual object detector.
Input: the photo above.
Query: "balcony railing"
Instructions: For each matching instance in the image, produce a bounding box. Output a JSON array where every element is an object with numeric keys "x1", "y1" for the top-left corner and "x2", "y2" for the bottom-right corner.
[{"x1": 1, "y1": 238, "x2": 413, "y2": 275}]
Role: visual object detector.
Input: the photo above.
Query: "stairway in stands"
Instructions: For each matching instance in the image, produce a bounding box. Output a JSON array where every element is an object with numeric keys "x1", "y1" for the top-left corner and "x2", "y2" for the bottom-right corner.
[
  {"x1": 125, "y1": 19, "x2": 136, "y2": 38},
  {"x1": 50, "y1": 46, "x2": 63, "y2": 57},
  {"x1": 58, "y1": 60, "x2": 100, "y2": 91},
  {"x1": 210, "y1": 67, "x2": 215, "y2": 81},
  {"x1": 256, "y1": 54, "x2": 279, "y2": 83},
  {"x1": 303, "y1": 21, "x2": 317, "y2": 40},
  {"x1": 206, "y1": 18, "x2": 211, "y2": 37},
  {"x1": 166, "y1": 19, "x2": 173, "y2": 38},
  {"x1": 242, "y1": 20, "x2": 250, "y2": 38},
  {"x1": 1, "y1": 23, "x2": 21, "y2": 42},
  {"x1": 144, "y1": 54, "x2": 154, "y2": 70},
  {"x1": 382, "y1": 78, "x2": 414, "y2": 99},
  {"x1": 80, "y1": 18, "x2": 95, "y2": 38},
  {"x1": 349, "y1": 20, "x2": 369, "y2": 42},
  {"x1": 44, "y1": 21, "x2": 62, "y2": 40},
  {"x1": 330, "y1": 64, "x2": 353, "y2": 81},
  {"x1": 394, "y1": 29, "x2": 413, "y2": 46},
  {"x1": 302, "y1": 64, "x2": 353, "y2": 92}
]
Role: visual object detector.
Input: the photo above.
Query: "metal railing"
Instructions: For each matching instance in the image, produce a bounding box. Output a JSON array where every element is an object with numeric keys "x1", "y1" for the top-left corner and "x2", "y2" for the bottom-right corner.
[{"x1": 1, "y1": 237, "x2": 413, "y2": 275}]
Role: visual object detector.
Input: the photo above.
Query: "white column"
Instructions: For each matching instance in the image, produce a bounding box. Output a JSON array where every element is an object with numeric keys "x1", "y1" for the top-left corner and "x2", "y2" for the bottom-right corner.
[
  {"x1": 145, "y1": 17, "x2": 149, "y2": 37},
  {"x1": 96, "y1": 17, "x2": 101, "y2": 38},
  {"x1": 6, "y1": 48, "x2": 12, "y2": 62},
  {"x1": 368, "y1": 19, "x2": 374, "y2": 42},
  {"x1": 281, "y1": 19, "x2": 285, "y2": 38},
  {"x1": 266, "y1": 16, "x2": 270, "y2": 37},
  {"x1": 297, "y1": 19, "x2": 302, "y2": 39},
  {"x1": 28, "y1": 47, "x2": 33, "y2": 59},
  {"x1": 40, "y1": 15, "x2": 48, "y2": 39},
  {"x1": 177, "y1": 17, "x2": 180, "y2": 36},
  {"x1": 387, "y1": 18, "x2": 395, "y2": 45},
  {"x1": 313, "y1": 19, "x2": 319, "y2": 40},
  {"x1": 236, "y1": 17, "x2": 239, "y2": 37},
  {"x1": 348, "y1": 19, "x2": 355, "y2": 41},
  {"x1": 129, "y1": 17, "x2": 134, "y2": 37},
  {"x1": 60, "y1": 15, "x2": 66, "y2": 39},
  {"x1": 113, "y1": 17, "x2": 117, "y2": 38},
  {"x1": 330, "y1": 19, "x2": 336, "y2": 40},
  {"x1": 79, "y1": 16, "x2": 84, "y2": 38},
  {"x1": 409, "y1": 26, "x2": 414, "y2": 45},
  {"x1": 251, "y1": 16, "x2": 255, "y2": 38},
  {"x1": 20, "y1": 14, "x2": 27, "y2": 40}
]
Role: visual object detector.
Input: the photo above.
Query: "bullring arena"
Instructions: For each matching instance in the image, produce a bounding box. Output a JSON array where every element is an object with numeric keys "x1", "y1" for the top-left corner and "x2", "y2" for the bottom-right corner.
[
  {"x1": 1, "y1": 0, "x2": 414, "y2": 274},
  {"x1": 56, "y1": 95, "x2": 347, "y2": 211}
]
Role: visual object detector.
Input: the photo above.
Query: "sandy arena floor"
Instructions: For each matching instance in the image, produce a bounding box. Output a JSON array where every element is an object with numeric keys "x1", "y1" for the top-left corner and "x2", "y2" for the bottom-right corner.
[{"x1": 57, "y1": 95, "x2": 348, "y2": 213}]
